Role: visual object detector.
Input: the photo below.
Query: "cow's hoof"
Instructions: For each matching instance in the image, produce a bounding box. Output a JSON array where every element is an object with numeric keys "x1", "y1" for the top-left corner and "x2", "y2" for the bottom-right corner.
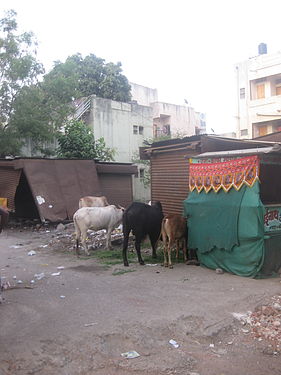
[
  {"x1": 169, "y1": 265, "x2": 173, "y2": 269},
  {"x1": 140, "y1": 261, "x2": 145, "y2": 266},
  {"x1": 164, "y1": 264, "x2": 168, "y2": 268},
  {"x1": 124, "y1": 262, "x2": 129, "y2": 267}
]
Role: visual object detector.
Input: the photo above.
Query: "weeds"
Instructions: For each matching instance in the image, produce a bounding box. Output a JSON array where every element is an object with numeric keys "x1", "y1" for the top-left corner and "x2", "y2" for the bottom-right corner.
[
  {"x1": 91, "y1": 248, "x2": 136, "y2": 266},
  {"x1": 112, "y1": 269, "x2": 136, "y2": 276}
]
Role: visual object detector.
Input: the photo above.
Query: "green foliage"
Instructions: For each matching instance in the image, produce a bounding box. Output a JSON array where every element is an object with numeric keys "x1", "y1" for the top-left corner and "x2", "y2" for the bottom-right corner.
[
  {"x1": 112, "y1": 269, "x2": 136, "y2": 276},
  {"x1": 0, "y1": 11, "x2": 131, "y2": 157},
  {"x1": 131, "y1": 150, "x2": 151, "y2": 188},
  {"x1": 92, "y1": 248, "x2": 136, "y2": 266},
  {"x1": 45, "y1": 53, "x2": 131, "y2": 102},
  {"x1": 57, "y1": 120, "x2": 115, "y2": 161},
  {"x1": 132, "y1": 131, "x2": 190, "y2": 188},
  {"x1": 0, "y1": 9, "x2": 44, "y2": 156}
]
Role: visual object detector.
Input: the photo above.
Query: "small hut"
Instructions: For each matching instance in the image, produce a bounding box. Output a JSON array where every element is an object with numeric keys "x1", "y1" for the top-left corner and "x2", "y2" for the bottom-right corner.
[{"x1": 184, "y1": 145, "x2": 281, "y2": 278}]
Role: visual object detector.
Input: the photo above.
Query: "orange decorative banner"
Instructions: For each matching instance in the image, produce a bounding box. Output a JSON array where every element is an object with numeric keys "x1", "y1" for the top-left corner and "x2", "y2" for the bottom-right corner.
[{"x1": 189, "y1": 156, "x2": 259, "y2": 193}]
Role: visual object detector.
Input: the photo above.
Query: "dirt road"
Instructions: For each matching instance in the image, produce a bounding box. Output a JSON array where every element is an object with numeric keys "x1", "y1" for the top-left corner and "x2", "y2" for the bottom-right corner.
[{"x1": 1, "y1": 224, "x2": 281, "y2": 375}]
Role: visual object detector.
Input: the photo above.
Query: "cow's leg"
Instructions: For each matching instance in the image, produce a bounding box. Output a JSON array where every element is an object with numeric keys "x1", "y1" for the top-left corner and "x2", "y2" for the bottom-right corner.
[
  {"x1": 74, "y1": 219, "x2": 81, "y2": 256},
  {"x1": 149, "y1": 233, "x2": 159, "y2": 259},
  {"x1": 162, "y1": 234, "x2": 168, "y2": 267},
  {"x1": 106, "y1": 228, "x2": 113, "y2": 249},
  {"x1": 123, "y1": 230, "x2": 130, "y2": 266},
  {"x1": 168, "y1": 238, "x2": 173, "y2": 269},
  {"x1": 182, "y1": 238, "x2": 187, "y2": 263},
  {"x1": 175, "y1": 239, "x2": 179, "y2": 261},
  {"x1": 81, "y1": 231, "x2": 90, "y2": 255},
  {"x1": 134, "y1": 233, "x2": 145, "y2": 265},
  {"x1": 76, "y1": 238, "x2": 80, "y2": 256},
  {"x1": 163, "y1": 245, "x2": 168, "y2": 267}
]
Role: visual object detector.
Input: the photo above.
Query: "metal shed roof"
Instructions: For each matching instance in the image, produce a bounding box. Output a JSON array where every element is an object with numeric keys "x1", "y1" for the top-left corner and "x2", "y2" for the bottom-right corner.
[{"x1": 195, "y1": 144, "x2": 281, "y2": 159}]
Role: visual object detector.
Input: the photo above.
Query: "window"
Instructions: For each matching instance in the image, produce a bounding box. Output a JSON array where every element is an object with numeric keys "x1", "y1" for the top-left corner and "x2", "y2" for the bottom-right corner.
[
  {"x1": 139, "y1": 168, "x2": 145, "y2": 179},
  {"x1": 163, "y1": 125, "x2": 171, "y2": 135},
  {"x1": 133, "y1": 125, "x2": 144, "y2": 135},
  {"x1": 259, "y1": 125, "x2": 268, "y2": 136},
  {"x1": 276, "y1": 86, "x2": 281, "y2": 96},
  {"x1": 240, "y1": 129, "x2": 248, "y2": 136},
  {"x1": 256, "y1": 83, "x2": 265, "y2": 99},
  {"x1": 240, "y1": 88, "x2": 245, "y2": 99}
]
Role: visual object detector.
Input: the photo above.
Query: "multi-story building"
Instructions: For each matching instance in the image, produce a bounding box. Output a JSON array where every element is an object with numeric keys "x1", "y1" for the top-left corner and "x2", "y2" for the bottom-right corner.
[
  {"x1": 74, "y1": 83, "x2": 206, "y2": 202},
  {"x1": 75, "y1": 95, "x2": 153, "y2": 202},
  {"x1": 130, "y1": 83, "x2": 206, "y2": 137},
  {"x1": 235, "y1": 43, "x2": 281, "y2": 139}
]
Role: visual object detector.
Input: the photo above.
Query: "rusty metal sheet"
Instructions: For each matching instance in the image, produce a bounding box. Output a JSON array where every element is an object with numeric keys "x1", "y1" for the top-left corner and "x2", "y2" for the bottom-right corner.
[
  {"x1": 0, "y1": 167, "x2": 21, "y2": 211},
  {"x1": 98, "y1": 174, "x2": 133, "y2": 208},
  {"x1": 96, "y1": 162, "x2": 137, "y2": 175},
  {"x1": 151, "y1": 150, "x2": 197, "y2": 215},
  {"x1": 21, "y1": 159, "x2": 101, "y2": 222}
]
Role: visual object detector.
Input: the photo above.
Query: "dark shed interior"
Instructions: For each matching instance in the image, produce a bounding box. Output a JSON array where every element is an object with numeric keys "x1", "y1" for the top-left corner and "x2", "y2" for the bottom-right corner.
[
  {"x1": 15, "y1": 171, "x2": 40, "y2": 220},
  {"x1": 260, "y1": 162, "x2": 281, "y2": 204}
]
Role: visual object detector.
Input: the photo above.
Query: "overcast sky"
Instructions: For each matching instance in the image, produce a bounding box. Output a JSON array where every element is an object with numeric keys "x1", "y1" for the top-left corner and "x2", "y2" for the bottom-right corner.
[{"x1": 1, "y1": 0, "x2": 281, "y2": 134}]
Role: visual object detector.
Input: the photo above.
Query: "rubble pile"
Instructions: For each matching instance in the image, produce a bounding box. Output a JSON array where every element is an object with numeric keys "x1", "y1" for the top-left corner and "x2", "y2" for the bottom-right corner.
[
  {"x1": 249, "y1": 295, "x2": 281, "y2": 352},
  {"x1": 48, "y1": 224, "x2": 124, "y2": 252}
]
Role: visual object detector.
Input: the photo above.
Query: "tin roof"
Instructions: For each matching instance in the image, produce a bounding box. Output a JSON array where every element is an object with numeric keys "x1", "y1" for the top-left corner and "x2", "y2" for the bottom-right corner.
[
  {"x1": 0, "y1": 158, "x2": 137, "y2": 222},
  {"x1": 195, "y1": 144, "x2": 281, "y2": 158}
]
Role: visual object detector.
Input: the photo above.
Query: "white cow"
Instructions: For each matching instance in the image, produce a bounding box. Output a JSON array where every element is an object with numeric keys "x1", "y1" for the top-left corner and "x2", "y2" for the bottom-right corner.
[
  {"x1": 73, "y1": 205, "x2": 124, "y2": 255},
  {"x1": 78, "y1": 196, "x2": 109, "y2": 208}
]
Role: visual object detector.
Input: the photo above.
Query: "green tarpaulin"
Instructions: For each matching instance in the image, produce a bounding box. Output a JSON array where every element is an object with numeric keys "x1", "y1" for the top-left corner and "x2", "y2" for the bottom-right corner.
[{"x1": 183, "y1": 183, "x2": 266, "y2": 278}]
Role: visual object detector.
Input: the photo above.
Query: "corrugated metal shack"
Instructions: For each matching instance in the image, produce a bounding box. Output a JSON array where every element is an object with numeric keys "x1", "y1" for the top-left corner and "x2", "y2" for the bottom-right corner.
[
  {"x1": 143, "y1": 135, "x2": 277, "y2": 215},
  {"x1": 0, "y1": 158, "x2": 137, "y2": 222}
]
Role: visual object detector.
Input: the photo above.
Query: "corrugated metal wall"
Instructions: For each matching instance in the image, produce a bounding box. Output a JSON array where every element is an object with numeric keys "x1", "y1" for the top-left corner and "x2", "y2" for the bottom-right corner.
[
  {"x1": 0, "y1": 167, "x2": 22, "y2": 211},
  {"x1": 151, "y1": 149, "x2": 197, "y2": 215},
  {"x1": 98, "y1": 174, "x2": 133, "y2": 208}
]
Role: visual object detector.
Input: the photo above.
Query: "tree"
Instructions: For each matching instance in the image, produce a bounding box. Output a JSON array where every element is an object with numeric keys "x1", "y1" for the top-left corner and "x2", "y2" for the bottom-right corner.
[
  {"x1": 9, "y1": 77, "x2": 76, "y2": 155},
  {"x1": 0, "y1": 11, "x2": 131, "y2": 157},
  {"x1": 45, "y1": 53, "x2": 131, "y2": 102},
  {"x1": 0, "y1": 9, "x2": 44, "y2": 156},
  {"x1": 57, "y1": 120, "x2": 115, "y2": 161}
]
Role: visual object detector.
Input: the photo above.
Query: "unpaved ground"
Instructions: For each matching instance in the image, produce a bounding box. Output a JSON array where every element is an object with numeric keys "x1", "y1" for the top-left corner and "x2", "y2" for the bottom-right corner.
[{"x1": 1, "y1": 224, "x2": 281, "y2": 375}]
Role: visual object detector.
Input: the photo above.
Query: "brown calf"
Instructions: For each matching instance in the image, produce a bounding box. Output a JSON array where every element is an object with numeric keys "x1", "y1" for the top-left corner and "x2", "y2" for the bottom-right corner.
[{"x1": 161, "y1": 214, "x2": 188, "y2": 269}]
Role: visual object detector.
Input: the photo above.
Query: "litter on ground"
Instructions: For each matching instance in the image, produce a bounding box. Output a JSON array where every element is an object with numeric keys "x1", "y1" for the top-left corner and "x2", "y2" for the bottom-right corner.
[
  {"x1": 169, "y1": 339, "x2": 179, "y2": 348},
  {"x1": 28, "y1": 250, "x2": 36, "y2": 256},
  {"x1": 34, "y1": 273, "x2": 45, "y2": 280},
  {"x1": 121, "y1": 351, "x2": 140, "y2": 359}
]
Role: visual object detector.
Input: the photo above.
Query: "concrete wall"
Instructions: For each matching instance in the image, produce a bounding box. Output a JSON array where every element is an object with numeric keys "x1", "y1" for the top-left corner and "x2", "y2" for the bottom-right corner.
[
  {"x1": 130, "y1": 82, "x2": 158, "y2": 106},
  {"x1": 152, "y1": 102, "x2": 196, "y2": 136},
  {"x1": 130, "y1": 82, "x2": 205, "y2": 136},
  {"x1": 88, "y1": 97, "x2": 153, "y2": 202}
]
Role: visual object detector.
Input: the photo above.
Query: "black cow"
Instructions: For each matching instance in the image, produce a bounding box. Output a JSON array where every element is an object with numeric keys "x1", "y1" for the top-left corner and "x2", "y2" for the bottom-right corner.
[
  {"x1": 0, "y1": 207, "x2": 9, "y2": 233},
  {"x1": 122, "y1": 201, "x2": 164, "y2": 266}
]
